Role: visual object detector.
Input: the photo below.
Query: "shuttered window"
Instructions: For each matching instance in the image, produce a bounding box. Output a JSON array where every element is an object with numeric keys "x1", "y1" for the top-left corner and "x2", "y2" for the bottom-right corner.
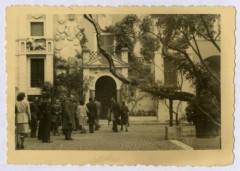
[
  {"x1": 164, "y1": 58, "x2": 177, "y2": 86},
  {"x1": 100, "y1": 35, "x2": 114, "y2": 55},
  {"x1": 31, "y1": 58, "x2": 44, "y2": 87},
  {"x1": 30, "y1": 22, "x2": 44, "y2": 36}
]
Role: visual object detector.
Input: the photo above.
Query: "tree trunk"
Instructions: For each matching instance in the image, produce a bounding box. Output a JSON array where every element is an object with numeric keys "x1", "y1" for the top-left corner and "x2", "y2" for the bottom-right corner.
[{"x1": 169, "y1": 99, "x2": 173, "y2": 126}]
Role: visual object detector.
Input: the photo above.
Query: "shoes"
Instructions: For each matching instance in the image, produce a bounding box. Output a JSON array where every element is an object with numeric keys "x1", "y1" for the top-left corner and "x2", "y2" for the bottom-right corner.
[
  {"x1": 95, "y1": 125, "x2": 101, "y2": 130},
  {"x1": 16, "y1": 143, "x2": 21, "y2": 150},
  {"x1": 43, "y1": 141, "x2": 53, "y2": 143},
  {"x1": 65, "y1": 138, "x2": 73, "y2": 140},
  {"x1": 126, "y1": 129, "x2": 128, "y2": 132}
]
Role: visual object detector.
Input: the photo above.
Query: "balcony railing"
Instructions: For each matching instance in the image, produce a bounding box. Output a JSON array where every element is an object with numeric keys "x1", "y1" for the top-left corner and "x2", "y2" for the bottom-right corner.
[{"x1": 18, "y1": 37, "x2": 54, "y2": 55}]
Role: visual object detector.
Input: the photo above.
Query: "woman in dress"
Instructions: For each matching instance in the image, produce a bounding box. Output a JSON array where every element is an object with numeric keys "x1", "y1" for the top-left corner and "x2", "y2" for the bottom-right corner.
[
  {"x1": 120, "y1": 101, "x2": 129, "y2": 132},
  {"x1": 15, "y1": 92, "x2": 31, "y2": 149},
  {"x1": 76, "y1": 100, "x2": 88, "y2": 133}
]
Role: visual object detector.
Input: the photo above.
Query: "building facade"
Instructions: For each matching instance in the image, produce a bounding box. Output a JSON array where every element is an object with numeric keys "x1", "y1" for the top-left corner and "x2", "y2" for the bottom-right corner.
[
  {"x1": 15, "y1": 14, "x2": 158, "y2": 120},
  {"x1": 14, "y1": 13, "x2": 220, "y2": 122}
]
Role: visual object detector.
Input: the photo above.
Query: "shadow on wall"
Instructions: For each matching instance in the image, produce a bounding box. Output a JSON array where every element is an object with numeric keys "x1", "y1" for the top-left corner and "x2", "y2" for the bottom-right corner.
[{"x1": 129, "y1": 110, "x2": 156, "y2": 117}]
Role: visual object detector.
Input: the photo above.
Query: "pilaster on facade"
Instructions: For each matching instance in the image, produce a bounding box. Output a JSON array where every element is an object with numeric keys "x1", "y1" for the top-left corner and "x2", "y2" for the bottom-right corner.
[{"x1": 154, "y1": 48, "x2": 164, "y2": 83}]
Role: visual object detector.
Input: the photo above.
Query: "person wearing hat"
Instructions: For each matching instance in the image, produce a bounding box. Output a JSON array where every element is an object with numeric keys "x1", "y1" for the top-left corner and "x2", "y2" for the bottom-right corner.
[
  {"x1": 41, "y1": 92, "x2": 53, "y2": 143},
  {"x1": 94, "y1": 98, "x2": 101, "y2": 131},
  {"x1": 29, "y1": 96, "x2": 39, "y2": 138},
  {"x1": 15, "y1": 92, "x2": 31, "y2": 149},
  {"x1": 86, "y1": 97, "x2": 97, "y2": 133},
  {"x1": 110, "y1": 98, "x2": 121, "y2": 132},
  {"x1": 62, "y1": 95, "x2": 74, "y2": 140}
]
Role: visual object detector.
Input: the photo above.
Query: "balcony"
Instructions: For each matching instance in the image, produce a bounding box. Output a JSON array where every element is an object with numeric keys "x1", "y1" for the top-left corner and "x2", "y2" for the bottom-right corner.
[{"x1": 17, "y1": 37, "x2": 54, "y2": 55}]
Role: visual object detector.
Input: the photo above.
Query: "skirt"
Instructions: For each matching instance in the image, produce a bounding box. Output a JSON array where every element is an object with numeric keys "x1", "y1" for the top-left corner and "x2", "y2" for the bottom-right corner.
[
  {"x1": 16, "y1": 123, "x2": 30, "y2": 134},
  {"x1": 121, "y1": 117, "x2": 129, "y2": 125},
  {"x1": 78, "y1": 116, "x2": 87, "y2": 125}
]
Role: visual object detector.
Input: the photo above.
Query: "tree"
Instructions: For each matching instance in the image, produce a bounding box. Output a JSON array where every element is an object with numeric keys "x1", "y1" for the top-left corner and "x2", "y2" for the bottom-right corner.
[
  {"x1": 141, "y1": 14, "x2": 221, "y2": 129},
  {"x1": 84, "y1": 14, "x2": 221, "y2": 135}
]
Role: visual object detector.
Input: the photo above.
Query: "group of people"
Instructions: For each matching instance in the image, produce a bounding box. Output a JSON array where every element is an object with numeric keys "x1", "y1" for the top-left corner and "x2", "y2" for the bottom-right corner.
[{"x1": 15, "y1": 92, "x2": 129, "y2": 150}]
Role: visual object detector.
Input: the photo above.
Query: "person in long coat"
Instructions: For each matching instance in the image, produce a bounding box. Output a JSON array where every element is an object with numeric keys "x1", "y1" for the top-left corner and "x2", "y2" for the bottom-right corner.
[
  {"x1": 110, "y1": 98, "x2": 121, "y2": 132},
  {"x1": 15, "y1": 92, "x2": 31, "y2": 149},
  {"x1": 62, "y1": 95, "x2": 74, "y2": 140},
  {"x1": 94, "y1": 98, "x2": 101, "y2": 130},
  {"x1": 37, "y1": 98, "x2": 44, "y2": 140},
  {"x1": 120, "y1": 101, "x2": 129, "y2": 132},
  {"x1": 76, "y1": 100, "x2": 88, "y2": 133},
  {"x1": 69, "y1": 95, "x2": 77, "y2": 131},
  {"x1": 41, "y1": 94, "x2": 52, "y2": 143},
  {"x1": 51, "y1": 98, "x2": 62, "y2": 136},
  {"x1": 86, "y1": 97, "x2": 97, "y2": 133},
  {"x1": 29, "y1": 97, "x2": 39, "y2": 138}
]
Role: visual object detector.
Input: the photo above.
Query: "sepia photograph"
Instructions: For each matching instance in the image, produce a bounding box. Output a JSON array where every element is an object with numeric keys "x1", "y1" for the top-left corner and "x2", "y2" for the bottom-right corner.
[{"x1": 6, "y1": 6, "x2": 234, "y2": 165}]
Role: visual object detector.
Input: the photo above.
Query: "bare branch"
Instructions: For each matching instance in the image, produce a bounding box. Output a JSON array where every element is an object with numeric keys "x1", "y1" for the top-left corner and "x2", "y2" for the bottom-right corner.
[
  {"x1": 200, "y1": 15, "x2": 221, "y2": 52},
  {"x1": 191, "y1": 34, "x2": 220, "y2": 84},
  {"x1": 84, "y1": 14, "x2": 137, "y2": 86}
]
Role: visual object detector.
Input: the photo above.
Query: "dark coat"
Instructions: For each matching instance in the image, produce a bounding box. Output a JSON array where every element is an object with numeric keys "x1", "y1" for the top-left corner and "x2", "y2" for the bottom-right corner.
[
  {"x1": 51, "y1": 103, "x2": 62, "y2": 123},
  {"x1": 121, "y1": 105, "x2": 129, "y2": 117},
  {"x1": 95, "y1": 101, "x2": 101, "y2": 117},
  {"x1": 41, "y1": 101, "x2": 52, "y2": 142},
  {"x1": 30, "y1": 102, "x2": 39, "y2": 122},
  {"x1": 62, "y1": 99, "x2": 74, "y2": 130},
  {"x1": 111, "y1": 101, "x2": 121, "y2": 118},
  {"x1": 86, "y1": 101, "x2": 97, "y2": 118},
  {"x1": 69, "y1": 101, "x2": 77, "y2": 130}
]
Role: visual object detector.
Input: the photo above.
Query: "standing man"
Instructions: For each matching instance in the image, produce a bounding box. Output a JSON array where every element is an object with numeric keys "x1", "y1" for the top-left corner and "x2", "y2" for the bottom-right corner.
[
  {"x1": 62, "y1": 95, "x2": 74, "y2": 140},
  {"x1": 86, "y1": 97, "x2": 97, "y2": 133},
  {"x1": 29, "y1": 97, "x2": 39, "y2": 138},
  {"x1": 120, "y1": 101, "x2": 129, "y2": 132},
  {"x1": 69, "y1": 95, "x2": 77, "y2": 131},
  {"x1": 94, "y1": 98, "x2": 101, "y2": 131},
  {"x1": 111, "y1": 98, "x2": 121, "y2": 132},
  {"x1": 37, "y1": 97, "x2": 44, "y2": 140},
  {"x1": 41, "y1": 93, "x2": 53, "y2": 143},
  {"x1": 51, "y1": 98, "x2": 62, "y2": 136}
]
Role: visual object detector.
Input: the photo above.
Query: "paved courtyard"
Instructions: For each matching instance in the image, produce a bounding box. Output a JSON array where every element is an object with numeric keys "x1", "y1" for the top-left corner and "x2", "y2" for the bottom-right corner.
[{"x1": 24, "y1": 124, "x2": 184, "y2": 150}]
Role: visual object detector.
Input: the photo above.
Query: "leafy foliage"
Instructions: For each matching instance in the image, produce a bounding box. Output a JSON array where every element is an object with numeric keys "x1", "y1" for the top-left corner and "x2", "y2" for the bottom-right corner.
[
  {"x1": 108, "y1": 14, "x2": 221, "y2": 128},
  {"x1": 108, "y1": 15, "x2": 140, "y2": 58}
]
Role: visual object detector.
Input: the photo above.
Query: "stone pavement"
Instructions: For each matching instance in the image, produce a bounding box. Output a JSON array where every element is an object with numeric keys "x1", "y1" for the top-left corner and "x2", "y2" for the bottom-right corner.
[{"x1": 23, "y1": 124, "x2": 184, "y2": 150}]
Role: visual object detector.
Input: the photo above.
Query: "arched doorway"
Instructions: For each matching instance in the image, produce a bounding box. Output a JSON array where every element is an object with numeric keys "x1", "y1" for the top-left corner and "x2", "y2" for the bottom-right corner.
[{"x1": 95, "y1": 76, "x2": 117, "y2": 119}]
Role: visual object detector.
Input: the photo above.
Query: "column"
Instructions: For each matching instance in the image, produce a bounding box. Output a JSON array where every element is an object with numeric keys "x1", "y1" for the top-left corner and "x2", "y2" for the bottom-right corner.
[
  {"x1": 45, "y1": 14, "x2": 53, "y2": 38},
  {"x1": 117, "y1": 90, "x2": 121, "y2": 103},
  {"x1": 18, "y1": 55, "x2": 28, "y2": 94},
  {"x1": 93, "y1": 32, "x2": 97, "y2": 52},
  {"x1": 121, "y1": 48, "x2": 128, "y2": 63},
  {"x1": 90, "y1": 90, "x2": 95, "y2": 99},
  {"x1": 45, "y1": 55, "x2": 53, "y2": 84},
  {"x1": 82, "y1": 47, "x2": 90, "y2": 64},
  {"x1": 154, "y1": 49, "x2": 164, "y2": 83}
]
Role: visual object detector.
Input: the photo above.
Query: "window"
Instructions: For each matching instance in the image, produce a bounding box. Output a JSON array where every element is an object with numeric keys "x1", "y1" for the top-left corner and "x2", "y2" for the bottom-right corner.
[
  {"x1": 30, "y1": 22, "x2": 44, "y2": 36},
  {"x1": 164, "y1": 58, "x2": 177, "y2": 86},
  {"x1": 100, "y1": 34, "x2": 114, "y2": 55},
  {"x1": 31, "y1": 58, "x2": 44, "y2": 87}
]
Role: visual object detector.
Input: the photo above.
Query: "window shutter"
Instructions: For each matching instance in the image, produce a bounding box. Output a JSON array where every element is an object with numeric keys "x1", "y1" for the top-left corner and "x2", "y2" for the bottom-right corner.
[
  {"x1": 164, "y1": 58, "x2": 177, "y2": 86},
  {"x1": 31, "y1": 58, "x2": 44, "y2": 87},
  {"x1": 31, "y1": 22, "x2": 44, "y2": 36},
  {"x1": 100, "y1": 35, "x2": 114, "y2": 55}
]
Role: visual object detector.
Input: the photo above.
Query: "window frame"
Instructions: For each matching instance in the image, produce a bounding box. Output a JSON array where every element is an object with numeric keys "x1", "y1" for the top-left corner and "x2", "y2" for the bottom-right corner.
[
  {"x1": 99, "y1": 32, "x2": 116, "y2": 56},
  {"x1": 28, "y1": 55, "x2": 45, "y2": 89},
  {"x1": 28, "y1": 19, "x2": 45, "y2": 38}
]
